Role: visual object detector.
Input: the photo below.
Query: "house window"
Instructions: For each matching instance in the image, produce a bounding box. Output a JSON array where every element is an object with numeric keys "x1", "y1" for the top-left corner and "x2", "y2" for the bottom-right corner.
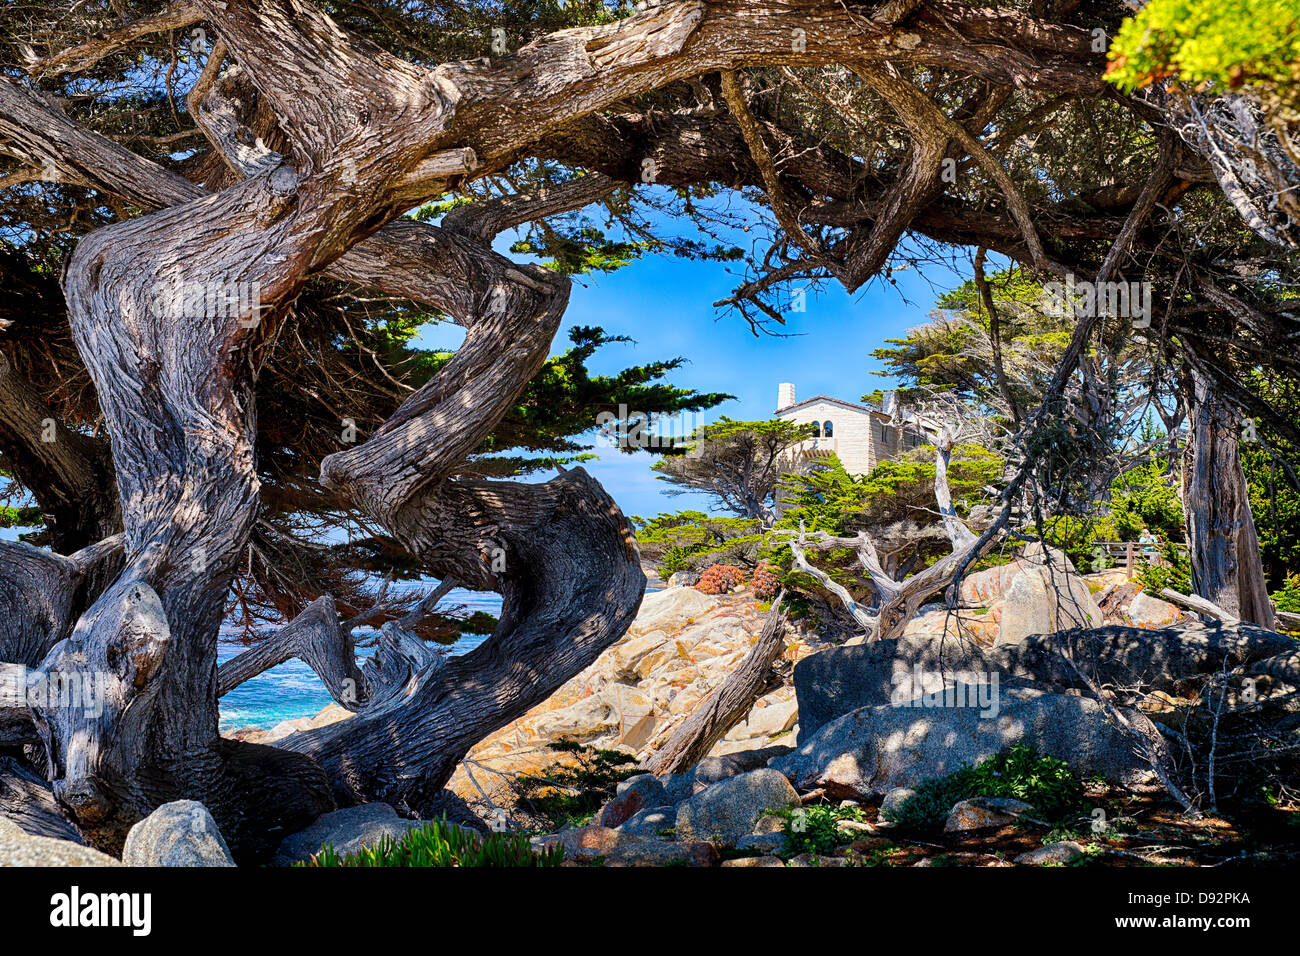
[
  {"x1": 811, "y1": 421, "x2": 821, "y2": 437},
  {"x1": 823, "y1": 420, "x2": 834, "y2": 438}
]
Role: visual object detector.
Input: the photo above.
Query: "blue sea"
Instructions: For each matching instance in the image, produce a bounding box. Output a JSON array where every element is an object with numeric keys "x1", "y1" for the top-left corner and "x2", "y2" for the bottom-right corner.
[{"x1": 217, "y1": 586, "x2": 502, "y2": 732}]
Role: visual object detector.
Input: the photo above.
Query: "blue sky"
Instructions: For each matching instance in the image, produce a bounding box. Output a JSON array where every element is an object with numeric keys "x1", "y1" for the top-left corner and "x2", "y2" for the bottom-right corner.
[{"x1": 416, "y1": 223, "x2": 973, "y2": 521}]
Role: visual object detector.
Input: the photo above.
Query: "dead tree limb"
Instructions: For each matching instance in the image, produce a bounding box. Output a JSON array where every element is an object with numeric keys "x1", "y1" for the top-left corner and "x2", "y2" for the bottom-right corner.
[
  {"x1": 643, "y1": 596, "x2": 789, "y2": 776},
  {"x1": 217, "y1": 595, "x2": 368, "y2": 708}
]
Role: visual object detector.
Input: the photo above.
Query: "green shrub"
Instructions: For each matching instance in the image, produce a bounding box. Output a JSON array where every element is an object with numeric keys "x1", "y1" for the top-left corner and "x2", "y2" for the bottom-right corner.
[
  {"x1": 299, "y1": 818, "x2": 564, "y2": 867},
  {"x1": 1135, "y1": 539, "x2": 1193, "y2": 595},
  {"x1": 1041, "y1": 515, "x2": 1119, "y2": 571},
  {"x1": 1272, "y1": 574, "x2": 1300, "y2": 614},
  {"x1": 633, "y1": 511, "x2": 765, "y2": 580},
  {"x1": 882, "y1": 745, "x2": 1086, "y2": 834},
  {"x1": 772, "y1": 803, "x2": 864, "y2": 856},
  {"x1": 1107, "y1": 0, "x2": 1300, "y2": 119},
  {"x1": 513, "y1": 741, "x2": 642, "y2": 831}
]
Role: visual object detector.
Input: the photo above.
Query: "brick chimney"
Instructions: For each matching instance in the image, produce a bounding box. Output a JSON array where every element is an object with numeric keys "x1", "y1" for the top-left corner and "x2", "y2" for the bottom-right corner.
[{"x1": 778, "y1": 382, "x2": 795, "y2": 410}]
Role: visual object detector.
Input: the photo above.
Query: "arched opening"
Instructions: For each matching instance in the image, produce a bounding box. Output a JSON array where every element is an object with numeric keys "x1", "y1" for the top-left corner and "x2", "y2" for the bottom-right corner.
[
  {"x1": 811, "y1": 421, "x2": 821, "y2": 437},
  {"x1": 823, "y1": 420, "x2": 834, "y2": 438}
]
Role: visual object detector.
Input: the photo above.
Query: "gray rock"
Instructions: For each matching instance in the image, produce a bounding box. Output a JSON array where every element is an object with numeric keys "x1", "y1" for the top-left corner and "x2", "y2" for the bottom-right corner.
[
  {"x1": 999, "y1": 623, "x2": 1295, "y2": 701},
  {"x1": 770, "y1": 686, "x2": 1152, "y2": 801},
  {"x1": 791, "y1": 634, "x2": 1005, "y2": 738},
  {"x1": 721, "y1": 855, "x2": 786, "y2": 867},
  {"x1": 660, "y1": 772, "x2": 696, "y2": 805},
  {"x1": 122, "y1": 800, "x2": 235, "y2": 867},
  {"x1": 1016, "y1": 840, "x2": 1086, "y2": 865},
  {"x1": 272, "y1": 803, "x2": 422, "y2": 866},
  {"x1": 695, "y1": 746, "x2": 797, "y2": 784},
  {"x1": 998, "y1": 568, "x2": 1060, "y2": 644},
  {"x1": 601, "y1": 840, "x2": 718, "y2": 867},
  {"x1": 1127, "y1": 591, "x2": 1184, "y2": 628},
  {"x1": 616, "y1": 773, "x2": 656, "y2": 796},
  {"x1": 596, "y1": 774, "x2": 666, "y2": 829},
  {"x1": 0, "y1": 825, "x2": 121, "y2": 866},
  {"x1": 945, "y1": 796, "x2": 1035, "y2": 831},
  {"x1": 791, "y1": 622, "x2": 1294, "y2": 737},
  {"x1": 659, "y1": 745, "x2": 794, "y2": 804},
  {"x1": 675, "y1": 769, "x2": 799, "y2": 846},
  {"x1": 835, "y1": 819, "x2": 877, "y2": 837},
  {"x1": 785, "y1": 852, "x2": 851, "y2": 867},
  {"x1": 533, "y1": 825, "x2": 631, "y2": 862},
  {"x1": 880, "y1": 787, "x2": 919, "y2": 818},
  {"x1": 750, "y1": 810, "x2": 786, "y2": 835},
  {"x1": 667, "y1": 571, "x2": 699, "y2": 588},
  {"x1": 616, "y1": 805, "x2": 677, "y2": 840},
  {"x1": 735, "y1": 832, "x2": 787, "y2": 854}
]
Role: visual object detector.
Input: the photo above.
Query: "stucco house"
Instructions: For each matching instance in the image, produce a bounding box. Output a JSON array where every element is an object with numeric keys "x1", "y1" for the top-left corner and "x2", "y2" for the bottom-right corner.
[{"x1": 774, "y1": 382, "x2": 933, "y2": 476}]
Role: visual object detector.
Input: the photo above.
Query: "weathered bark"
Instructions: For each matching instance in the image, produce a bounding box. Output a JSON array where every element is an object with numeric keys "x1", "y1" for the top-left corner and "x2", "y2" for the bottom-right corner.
[
  {"x1": 0, "y1": 0, "x2": 1240, "y2": 857},
  {"x1": 0, "y1": 663, "x2": 39, "y2": 746},
  {"x1": 10, "y1": 0, "x2": 662, "y2": 849},
  {"x1": 274, "y1": 223, "x2": 647, "y2": 809},
  {"x1": 1158, "y1": 588, "x2": 1239, "y2": 624},
  {"x1": 1182, "y1": 367, "x2": 1274, "y2": 628},
  {"x1": 285, "y1": 468, "x2": 645, "y2": 814},
  {"x1": 643, "y1": 598, "x2": 788, "y2": 776},
  {"x1": 0, "y1": 756, "x2": 86, "y2": 842},
  {"x1": 217, "y1": 595, "x2": 368, "y2": 709},
  {"x1": 0, "y1": 535, "x2": 123, "y2": 668},
  {"x1": 31, "y1": 156, "x2": 357, "y2": 856},
  {"x1": 0, "y1": 355, "x2": 120, "y2": 555}
]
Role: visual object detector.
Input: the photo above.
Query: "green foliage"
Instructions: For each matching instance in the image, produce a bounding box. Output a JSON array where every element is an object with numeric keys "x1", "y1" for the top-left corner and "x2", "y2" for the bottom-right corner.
[
  {"x1": 1133, "y1": 556, "x2": 1190, "y2": 595},
  {"x1": 641, "y1": 441, "x2": 1003, "y2": 611},
  {"x1": 764, "y1": 447, "x2": 1004, "y2": 602},
  {"x1": 1107, "y1": 0, "x2": 1300, "y2": 118},
  {"x1": 477, "y1": 325, "x2": 732, "y2": 472},
  {"x1": 1270, "y1": 574, "x2": 1300, "y2": 637},
  {"x1": 0, "y1": 504, "x2": 44, "y2": 530},
  {"x1": 773, "y1": 803, "x2": 864, "y2": 856},
  {"x1": 1135, "y1": 541, "x2": 1194, "y2": 595},
  {"x1": 299, "y1": 817, "x2": 563, "y2": 867},
  {"x1": 862, "y1": 444, "x2": 1003, "y2": 527},
  {"x1": 1042, "y1": 439, "x2": 1185, "y2": 571},
  {"x1": 1041, "y1": 514, "x2": 1120, "y2": 571},
  {"x1": 1241, "y1": 377, "x2": 1300, "y2": 589},
  {"x1": 513, "y1": 741, "x2": 643, "y2": 831},
  {"x1": 882, "y1": 746, "x2": 1086, "y2": 835},
  {"x1": 774, "y1": 458, "x2": 871, "y2": 535},
  {"x1": 459, "y1": 611, "x2": 500, "y2": 635},
  {"x1": 873, "y1": 267, "x2": 1076, "y2": 415},
  {"x1": 1247, "y1": 448, "x2": 1300, "y2": 589},
  {"x1": 652, "y1": 418, "x2": 817, "y2": 522},
  {"x1": 633, "y1": 511, "x2": 765, "y2": 579},
  {"x1": 1273, "y1": 573, "x2": 1300, "y2": 613},
  {"x1": 1109, "y1": 452, "x2": 1185, "y2": 542},
  {"x1": 510, "y1": 228, "x2": 650, "y2": 276}
]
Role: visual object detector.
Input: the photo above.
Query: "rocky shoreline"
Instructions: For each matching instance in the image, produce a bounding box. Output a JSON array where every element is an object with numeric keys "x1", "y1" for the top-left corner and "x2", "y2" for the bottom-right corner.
[{"x1": 4, "y1": 545, "x2": 1295, "y2": 867}]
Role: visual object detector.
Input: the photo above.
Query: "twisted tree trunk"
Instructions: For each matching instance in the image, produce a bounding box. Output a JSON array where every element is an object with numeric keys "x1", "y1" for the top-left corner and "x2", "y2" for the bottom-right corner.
[
  {"x1": 30, "y1": 164, "x2": 352, "y2": 858},
  {"x1": 0, "y1": 0, "x2": 1175, "y2": 861}
]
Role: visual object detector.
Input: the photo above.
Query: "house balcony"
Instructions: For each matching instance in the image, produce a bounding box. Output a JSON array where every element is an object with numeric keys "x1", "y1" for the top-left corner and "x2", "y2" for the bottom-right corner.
[{"x1": 793, "y1": 437, "x2": 838, "y2": 458}]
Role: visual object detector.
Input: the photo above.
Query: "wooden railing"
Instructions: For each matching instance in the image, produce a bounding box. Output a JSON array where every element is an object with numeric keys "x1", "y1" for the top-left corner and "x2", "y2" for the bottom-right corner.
[{"x1": 1091, "y1": 540, "x2": 1189, "y2": 577}]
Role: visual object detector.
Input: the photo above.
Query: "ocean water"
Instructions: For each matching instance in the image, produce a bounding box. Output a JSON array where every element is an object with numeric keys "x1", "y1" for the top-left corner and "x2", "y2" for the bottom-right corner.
[{"x1": 218, "y1": 586, "x2": 501, "y2": 732}]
